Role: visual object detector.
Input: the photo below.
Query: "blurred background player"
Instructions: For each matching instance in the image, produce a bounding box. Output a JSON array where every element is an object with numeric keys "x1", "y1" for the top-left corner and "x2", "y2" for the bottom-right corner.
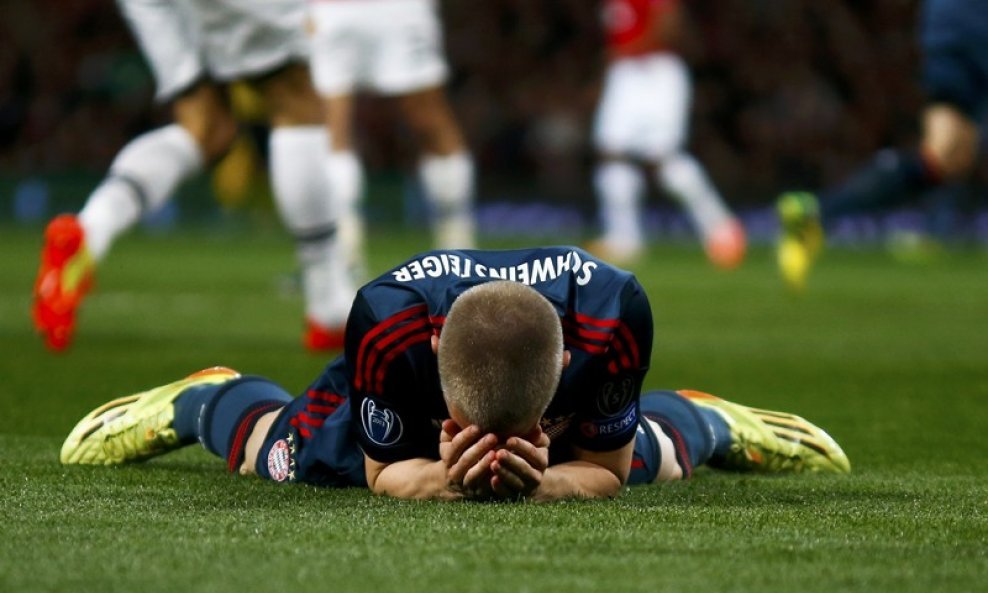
[
  {"x1": 777, "y1": 0, "x2": 988, "y2": 290},
  {"x1": 589, "y1": 0, "x2": 746, "y2": 269},
  {"x1": 307, "y1": 0, "x2": 477, "y2": 281},
  {"x1": 32, "y1": 0, "x2": 354, "y2": 352}
]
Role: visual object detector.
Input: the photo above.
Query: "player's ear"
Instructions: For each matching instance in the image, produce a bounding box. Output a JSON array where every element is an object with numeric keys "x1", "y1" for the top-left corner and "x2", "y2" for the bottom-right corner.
[
  {"x1": 562, "y1": 350, "x2": 571, "y2": 369},
  {"x1": 431, "y1": 334, "x2": 439, "y2": 354},
  {"x1": 520, "y1": 424, "x2": 549, "y2": 448}
]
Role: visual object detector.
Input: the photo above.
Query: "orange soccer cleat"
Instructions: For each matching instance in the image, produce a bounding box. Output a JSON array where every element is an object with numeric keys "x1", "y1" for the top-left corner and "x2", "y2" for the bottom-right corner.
[
  {"x1": 33, "y1": 215, "x2": 95, "y2": 352},
  {"x1": 704, "y1": 219, "x2": 747, "y2": 270}
]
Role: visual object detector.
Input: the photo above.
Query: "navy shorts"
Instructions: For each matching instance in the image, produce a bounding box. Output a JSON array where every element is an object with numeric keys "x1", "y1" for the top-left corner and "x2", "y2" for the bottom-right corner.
[
  {"x1": 628, "y1": 389, "x2": 716, "y2": 484},
  {"x1": 255, "y1": 358, "x2": 366, "y2": 487},
  {"x1": 922, "y1": 46, "x2": 988, "y2": 118}
]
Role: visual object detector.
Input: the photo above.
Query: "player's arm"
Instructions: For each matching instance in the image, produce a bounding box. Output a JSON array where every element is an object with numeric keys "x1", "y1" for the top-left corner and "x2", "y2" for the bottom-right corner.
[
  {"x1": 364, "y1": 420, "x2": 499, "y2": 500},
  {"x1": 650, "y1": 0, "x2": 684, "y2": 49},
  {"x1": 534, "y1": 440, "x2": 635, "y2": 501},
  {"x1": 488, "y1": 428, "x2": 632, "y2": 501}
]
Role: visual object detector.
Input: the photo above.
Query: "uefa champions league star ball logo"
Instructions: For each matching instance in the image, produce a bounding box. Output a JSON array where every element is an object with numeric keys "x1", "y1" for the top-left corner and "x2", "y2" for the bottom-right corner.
[
  {"x1": 597, "y1": 375, "x2": 636, "y2": 417},
  {"x1": 361, "y1": 399, "x2": 404, "y2": 446}
]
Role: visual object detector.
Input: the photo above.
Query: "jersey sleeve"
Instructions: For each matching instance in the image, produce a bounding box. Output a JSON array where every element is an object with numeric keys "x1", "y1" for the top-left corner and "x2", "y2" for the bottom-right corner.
[
  {"x1": 345, "y1": 289, "x2": 441, "y2": 464},
  {"x1": 567, "y1": 277, "x2": 653, "y2": 452}
]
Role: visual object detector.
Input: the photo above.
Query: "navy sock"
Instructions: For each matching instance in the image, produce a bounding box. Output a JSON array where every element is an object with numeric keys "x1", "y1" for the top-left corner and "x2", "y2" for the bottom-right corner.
[
  {"x1": 173, "y1": 376, "x2": 294, "y2": 470},
  {"x1": 820, "y1": 149, "x2": 936, "y2": 224},
  {"x1": 640, "y1": 391, "x2": 727, "y2": 475},
  {"x1": 697, "y1": 407, "x2": 733, "y2": 460},
  {"x1": 173, "y1": 384, "x2": 221, "y2": 445}
]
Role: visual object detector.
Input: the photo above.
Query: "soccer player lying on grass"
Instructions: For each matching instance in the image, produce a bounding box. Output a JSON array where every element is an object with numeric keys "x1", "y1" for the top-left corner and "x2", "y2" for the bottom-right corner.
[{"x1": 61, "y1": 247, "x2": 849, "y2": 501}]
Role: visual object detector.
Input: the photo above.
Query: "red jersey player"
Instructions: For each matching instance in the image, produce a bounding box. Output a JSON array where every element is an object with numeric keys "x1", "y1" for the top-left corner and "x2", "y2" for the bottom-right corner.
[{"x1": 591, "y1": 0, "x2": 746, "y2": 269}]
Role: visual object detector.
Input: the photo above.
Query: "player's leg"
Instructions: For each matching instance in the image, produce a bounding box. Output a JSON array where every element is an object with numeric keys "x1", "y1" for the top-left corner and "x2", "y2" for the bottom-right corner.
[
  {"x1": 60, "y1": 367, "x2": 266, "y2": 465},
  {"x1": 590, "y1": 155, "x2": 647, "y2": 266},
  {"x1": 372, "y1": 0, "x2": 474, "y2": 249},
  {"x1": 627, "y1": 389, "x2": 850, "y2": 485},
  {"x1": 308, "y1": 0, "x2": 369, "y2": 284},
  {"x1": 33, "y1": 0, "x2": 233, "y2": 351},
  {"x1": 628, "y1": 390, "x2": 722, "y2": 484},
  {"x1": 676, "y1": 389, "x2": 850, "y2": 474},
  {"x1": 644, "y1": 54, "x2": 745, "y2": 269},
  {"x1": 318, "y1": 94, "x2": 367, "y2": 284},
  {"x1": 397, "y1": 87, "x2": 477, "y2": 249},
  {"x1": 589, "y1": 60, "x2": 647, "y2": 266},
  {"x1": 776, "y1": 39, "x2": 985, "y2": 290},
  {"x1": 655, "y1": 153, "x2": 746, "y2": 269},
  {"x1": 60, "y1": 359, "x2": 360, "y2": 482},
  {"x1": 258, "y1": 64, "x2": 356, "y2": 350},
  {"x1": 241, "y1": 358, "x2": 366, "y2": 487},
  {"x1": 83, "y1": 0, "x2": 237, "y2": 260}
]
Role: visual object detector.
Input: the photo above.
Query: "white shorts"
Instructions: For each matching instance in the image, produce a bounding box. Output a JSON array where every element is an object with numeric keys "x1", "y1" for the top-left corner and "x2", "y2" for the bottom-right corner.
[
  {"x1": 117, "y1": 0, "x2": 309, "y2": 102},
  {"x1": 308, "y1": 0, "x2": 449, "y2": 97},
  {"x1": 593, "y1": 52, "x2": 691, "y2": 160}
]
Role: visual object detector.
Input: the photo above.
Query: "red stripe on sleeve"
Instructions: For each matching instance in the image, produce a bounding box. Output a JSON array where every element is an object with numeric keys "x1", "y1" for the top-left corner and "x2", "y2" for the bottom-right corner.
[
  {"x1": 617, "y1": 322, "x2": 641, "y2": 369},
  {"x1": 570, "y1": 310, "x2": 621, "y2": 328},
  {"x1": 564, "y1": 334, "x2": 610, "y2": 355},
  {"x1": 306, "y1": 389, "x2": 346, "y2": 404},
  {"x1": 306, "y1": 403, "x2": 339, "y2": 415},
  {"x1": 289, "y1": 417, "x2": 314, "y2": 439},
  {"x1": 354, "y1": 304, "x2": 428, "y2": 390},
  {"x1": 372, "y1": 330, "x2": 433, "y2": 394},
  {"x1": 562, "y1": 317, "x2": 614, "y2": 343},
  {"x1": 362, "y1": 316, "x2": 430, "y2": 392}
]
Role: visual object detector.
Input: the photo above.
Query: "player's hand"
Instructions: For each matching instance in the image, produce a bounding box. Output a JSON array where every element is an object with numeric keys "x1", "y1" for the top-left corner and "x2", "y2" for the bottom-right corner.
[
  {"x1": 439, "y1": 419, "x2": 499, "y2": 500},
  {"x1": 489, "y1": 426, "x2": 550, "y2": 500}
]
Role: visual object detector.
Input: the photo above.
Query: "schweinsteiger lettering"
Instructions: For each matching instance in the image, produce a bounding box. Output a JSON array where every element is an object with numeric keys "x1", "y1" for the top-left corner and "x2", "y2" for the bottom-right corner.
[{"x1": 391, "y1": 251, "x2": 598, "y2": 286}]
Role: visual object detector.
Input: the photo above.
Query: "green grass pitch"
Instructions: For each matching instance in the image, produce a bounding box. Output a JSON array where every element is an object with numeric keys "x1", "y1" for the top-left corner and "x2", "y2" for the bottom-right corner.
[{"x1": 1, "y1": 224, "x2": 986, "y2": 593}]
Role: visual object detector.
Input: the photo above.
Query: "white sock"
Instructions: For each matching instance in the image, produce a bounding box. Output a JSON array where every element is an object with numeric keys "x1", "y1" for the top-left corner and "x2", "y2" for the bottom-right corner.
[
  {"x1": 657, "y1": 152, "x2": 733, "y2": 241},
  {"x1": 594, "y1": 160, "x2": 644, "y2": 253},
  {"x1": 325, "y1": 150, "x2": 366, "y2": 281},
  {"x1": 78, "y1": 124, "x2": 203, "y2": 260},
  {"x1": 419, "y1": 151, "x2": 476, "y2": 249},
  {"x1": 269, "y1": 126, "x2": 354, "y2": 327}
]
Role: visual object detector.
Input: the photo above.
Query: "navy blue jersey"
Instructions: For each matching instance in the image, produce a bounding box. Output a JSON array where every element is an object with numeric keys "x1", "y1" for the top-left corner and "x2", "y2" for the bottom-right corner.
[
  {"x1": 343, "y1": 246, "x2": 653, "y2": 465},
  {"x1": 921, "y1": 0, "x2": 988, "y2": 53},
  {"x1": 920, "y1": 0, "x2": 988, "y2": 116}
]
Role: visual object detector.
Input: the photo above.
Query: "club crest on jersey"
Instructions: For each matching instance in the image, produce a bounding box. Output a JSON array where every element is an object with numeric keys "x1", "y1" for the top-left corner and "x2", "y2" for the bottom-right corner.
[
  {"x1": 597, "y1": 375, "x2": 636, "y2": 417},
  {"x1": 361, "y1": 399, "x2": 404, "y2": 446},
  {"x1": 267, "y1": 437, "x2": 295, "y2": 482}
]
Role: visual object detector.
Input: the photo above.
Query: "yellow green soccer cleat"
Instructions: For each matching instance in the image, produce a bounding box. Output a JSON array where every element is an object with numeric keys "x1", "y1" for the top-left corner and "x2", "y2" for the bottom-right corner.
[
  {"x1": 776, "y1": 191, "x2": 824, "y2": 291},
  {"x1": 60, "y1": 367, "x2": 240, "y2": 465},
  {"x1": 679, "y1": 390, "x2": 850, "y2": 474}
]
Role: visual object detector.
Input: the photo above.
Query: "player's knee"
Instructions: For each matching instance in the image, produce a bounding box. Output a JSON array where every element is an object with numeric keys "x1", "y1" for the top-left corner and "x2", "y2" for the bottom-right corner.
[
  {"x1": 923, "y1": 137, "x2": 977, "y2": 180},
  {"x1": 922, "y1": 105, "x2": 980, "y2": 180},
  {"x1": 171, "y1": 85, "x2": 239, "y2": 162},
  {"x1": 177, "y1": 108, "x2": 238, "y2": 163},
  {"x1": 400, "y1": 93, "x2": 464, "y2": 154},
  {"x1": 261, "y1": 65, "x2": 324, "y2": 126}
]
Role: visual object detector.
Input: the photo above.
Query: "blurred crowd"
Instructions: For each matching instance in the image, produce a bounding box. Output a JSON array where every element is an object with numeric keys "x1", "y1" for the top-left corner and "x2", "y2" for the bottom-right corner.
[{"x1": 1, "y1": 0, "x2": 979, "y2": 210}]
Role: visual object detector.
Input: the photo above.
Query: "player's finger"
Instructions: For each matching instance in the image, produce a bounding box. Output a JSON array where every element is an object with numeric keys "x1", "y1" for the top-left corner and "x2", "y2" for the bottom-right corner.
[
  {"x1": 504, "y1": 436, "x2": 549, "y2": 472},
  {"x1": 462, "y1": 450, "x2": 496, "y2": 492},
  {"x1": 493, "y1": 449, "x2": 543, "y2": 494},
  {"x1": 520, "y1": 425, "x2": 550, "y2": 449},
  {"x1": 447, "y1": 432, "x2": 497, "y2": 483},
  {"x1": 440, "y1": 419, "x2": 463, "y2": 443},
  {"x1": 489, "y1": 472, "x2": 517, "y2": 500},
  {"x1": 441, "y1": 424, "x2": 481, "y2": 463}
]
